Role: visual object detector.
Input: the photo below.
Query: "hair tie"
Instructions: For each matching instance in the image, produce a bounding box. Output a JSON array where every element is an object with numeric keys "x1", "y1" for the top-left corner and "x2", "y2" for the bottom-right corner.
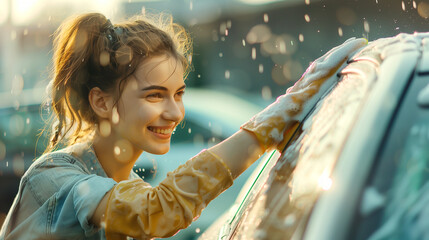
[{"x1": 102, "y1": 19, "x2": 122, "y2": 50}]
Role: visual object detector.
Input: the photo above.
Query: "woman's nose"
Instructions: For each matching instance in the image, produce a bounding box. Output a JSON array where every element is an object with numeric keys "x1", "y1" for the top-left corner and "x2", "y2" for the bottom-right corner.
[{"x1": 162, "y1": 99, "x2": 184, "y2": 122}]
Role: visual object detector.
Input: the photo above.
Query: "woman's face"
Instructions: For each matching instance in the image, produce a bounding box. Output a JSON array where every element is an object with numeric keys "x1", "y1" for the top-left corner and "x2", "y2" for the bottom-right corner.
[{"x1": 113, "y1": 54, "x2": 185, "y2": 155}]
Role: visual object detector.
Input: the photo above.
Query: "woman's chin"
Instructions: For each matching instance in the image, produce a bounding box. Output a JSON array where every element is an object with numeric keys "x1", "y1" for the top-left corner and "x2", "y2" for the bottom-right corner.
[{"x1": 145, "y1": 146, "x2": 170, "y2": 155}]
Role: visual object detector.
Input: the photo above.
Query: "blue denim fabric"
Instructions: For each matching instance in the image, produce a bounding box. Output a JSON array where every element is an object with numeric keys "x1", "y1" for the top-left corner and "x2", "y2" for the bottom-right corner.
[{"x1": 0, "y1": 142, "x2": 140, "y2": 240}]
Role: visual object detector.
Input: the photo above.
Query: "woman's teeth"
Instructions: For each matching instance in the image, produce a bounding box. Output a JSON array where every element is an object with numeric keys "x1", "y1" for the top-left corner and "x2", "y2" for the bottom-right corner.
[{"x1": 148, "y1": 127, "x2": 172, "y2": 134}]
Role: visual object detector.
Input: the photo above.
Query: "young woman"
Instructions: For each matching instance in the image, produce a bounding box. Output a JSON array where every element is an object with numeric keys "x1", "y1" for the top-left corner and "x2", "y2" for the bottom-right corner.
[{"x1": 0, "y1": 12, "x2": 366, "y2": 240}]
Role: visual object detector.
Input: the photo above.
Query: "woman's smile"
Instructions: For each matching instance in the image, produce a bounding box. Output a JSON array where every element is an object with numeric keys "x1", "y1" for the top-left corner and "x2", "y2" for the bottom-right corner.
[{"x1": 147, "y1": 126, "x2": 175, "y2": 139}]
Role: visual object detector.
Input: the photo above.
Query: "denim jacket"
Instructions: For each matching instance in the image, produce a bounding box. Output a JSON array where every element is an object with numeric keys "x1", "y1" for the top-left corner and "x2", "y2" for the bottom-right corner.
[{"x1": 0, "y1": 142, "x2": 140, "y2": 240}]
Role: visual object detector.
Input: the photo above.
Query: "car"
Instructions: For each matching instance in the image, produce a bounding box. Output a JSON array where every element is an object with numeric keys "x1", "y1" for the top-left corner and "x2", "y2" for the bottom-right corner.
[
  {"x1": 199, "y1": 32, "x2": 429, "y2": 240},
  {"x1": 0, "y1": 87, "x2": 266, "y2": 239}
]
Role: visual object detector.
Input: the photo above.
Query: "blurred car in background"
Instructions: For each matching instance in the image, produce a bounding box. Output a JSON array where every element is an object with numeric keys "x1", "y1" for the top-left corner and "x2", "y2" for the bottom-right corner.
[
  {"x1": 0, "y1": 87, "x2": 265, "y2": 239},
  {"x1": 199, "y1": 33, "x2": 429, "y2": 240}
]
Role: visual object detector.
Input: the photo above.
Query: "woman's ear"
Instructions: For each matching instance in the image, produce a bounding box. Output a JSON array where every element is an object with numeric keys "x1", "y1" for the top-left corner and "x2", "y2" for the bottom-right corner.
[{"x1": 89, "y1": 87, "x2": 114, "y2": 119}]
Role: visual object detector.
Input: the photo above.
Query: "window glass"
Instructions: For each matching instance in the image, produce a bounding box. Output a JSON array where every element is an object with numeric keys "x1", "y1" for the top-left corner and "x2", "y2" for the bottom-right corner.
[
  {"x1": 230, "y1": 58, "x2": 378, "y2": 239},
  {"x1": 351, "y1": 74, "x2": 429, "y2": 240}
]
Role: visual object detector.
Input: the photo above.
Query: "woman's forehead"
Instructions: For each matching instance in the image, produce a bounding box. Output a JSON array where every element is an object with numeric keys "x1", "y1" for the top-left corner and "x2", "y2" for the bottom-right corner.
[{"x1": 132, "y1": 54, "x2": 184, "y2": 86}]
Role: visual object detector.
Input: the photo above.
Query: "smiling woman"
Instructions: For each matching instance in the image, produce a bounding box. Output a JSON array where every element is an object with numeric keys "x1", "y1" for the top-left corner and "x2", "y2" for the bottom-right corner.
[{"x1": 0, "y1": 10, "x2": 366, "y2": 240}]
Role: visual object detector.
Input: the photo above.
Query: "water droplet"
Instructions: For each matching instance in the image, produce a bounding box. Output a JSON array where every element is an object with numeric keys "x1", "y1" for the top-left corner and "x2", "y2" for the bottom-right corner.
[
  {"x1": 219, "y1": 52, "x2": 223, "y2": 57},
  {"x1": 413, "y1": 1, "x2": 417, "y2": 9},
  {"x1": 13, "y1": 155, "x2": 25, "y2": 177},
  {"x1": 261, "y1": 86, "x2": 272, "y2": 100},
  {"x1": 259, "y1": 64, "x2": 264, "y2": 73},
  {"x1": 284, "y1": 214, "x2": 296, "y2": 226},
  {"x1": 26, "y1": 118, "x2": 30, "y2": 124},
  {"x1": 417, "y1": 2, "x2": 429, "y2": 18},
  {"x1": 219, "y1": 22, "x2": 227, "y2": 35},
  {"x1": 74, "y1": 30, "x2": 88, "y2": 52},
  {"x1": 225, "y1": 29, "x2": 229, "y2": 36},
  {"x1": 226, "y1": 20, "x2": 232, "y2": 29},
  {"x1": 225, "y1": 70, "x2": 230, "y2": 79},
  {"x1": 338, "y1": 27, "x2": 343, "y2": 37},
  {"x1": 100, "y1": 51, "x2": 110, "y2": 66},
  {"x1": 114, "y1": 146, "x2": 120, "y2": 155},
  {"x1": 188, "y1": 128, "x2": 192, "y2": 134},
  {"x1": 263, "y1": 13, "x2": 269, "y2": 23},
  {"x1": 299, "y1": 34, "x2": 304, "y2": 42},
  {"x1": 112, "y1": 107, "x2": 120, "y2": 124},
  {"x1": 402, "y1": 1, "x2": 406, "y2": 11},
  {"x1": 115, "y1": 45, "x2": 133, "y2": 66},
  {"x1": 197, "y1": 74, "x2": 201, "y2": 78},
  {"x1": 114, "y1": 139, "x2": 134, "y2": 163},
  {"x1": 242, "y1": 39, "x2": 246, "y2": 46},
  {"x1": 190, "y1": 0, "x2": 193, "y2": 10},
  {"x1": 305, "y1": 0, "x2": 310, "y2": 5},
  {"x1": 246, "y1": 24, "x2": 271, "y2": 44},
  {"x1": 304, "y1": 14, "x2": 311, "y2": 22},
  {"x1": 251, "y1": 47, "x2": 257, "y2": 60},
  {"x1": 195, "y1": 228, "x2": 201, "y2": 233},
  {"x1": 100, "y1": 120, "x2": 111, "y2": 137},
  {"x1": 363, "y1": 20, "x2": 370, "y2": 33}
]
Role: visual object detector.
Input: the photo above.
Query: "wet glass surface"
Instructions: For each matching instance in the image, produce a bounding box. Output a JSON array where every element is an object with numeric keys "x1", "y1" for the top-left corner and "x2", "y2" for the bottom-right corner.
[
  {"x1": 351, "y1": 64, "x2": 429, "y2": 240},
  {"x1": 229, "y1": 52, "x2": 380, "y2": 239}
]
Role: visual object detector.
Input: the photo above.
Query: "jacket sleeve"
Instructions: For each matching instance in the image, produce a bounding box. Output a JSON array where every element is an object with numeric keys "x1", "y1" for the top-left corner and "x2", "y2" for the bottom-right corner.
[{"x1": 104, "y1": 149, "x2": 233, "y2": 240}]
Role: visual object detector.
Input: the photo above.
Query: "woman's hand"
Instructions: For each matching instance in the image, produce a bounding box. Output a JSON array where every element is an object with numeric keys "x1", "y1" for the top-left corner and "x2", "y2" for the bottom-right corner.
[{"x1": 241, "y1": 37, "x2": 368, "y2": 152}]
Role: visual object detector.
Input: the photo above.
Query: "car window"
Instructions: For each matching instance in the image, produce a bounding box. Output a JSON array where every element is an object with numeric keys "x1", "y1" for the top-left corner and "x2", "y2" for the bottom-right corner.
[
  {"x1": 350, "y1": 70, "x2": 429, "y2": 240},
  {"x1": 227, "y1": 56, "x2": 379, "y2": 239}
]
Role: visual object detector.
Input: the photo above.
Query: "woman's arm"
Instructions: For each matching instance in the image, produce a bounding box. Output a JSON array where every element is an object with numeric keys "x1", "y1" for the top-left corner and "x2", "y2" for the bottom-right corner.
[{"x1": 92, "y1": 130, "x2": 264, "y2": 237}]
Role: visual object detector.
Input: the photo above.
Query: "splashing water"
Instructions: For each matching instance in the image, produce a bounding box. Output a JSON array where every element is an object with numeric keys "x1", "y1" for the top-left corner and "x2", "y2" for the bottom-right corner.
[
  {"x1": 252, "y1": 47, "x2": 257, "y2": 60},
  {"x1": 364, "y1": 20, "x2": 370, "y2": 33},
  {"x1": 338, "y1": 27, "x2": 343, "y2": 37},
  {"x1": 304, "y1": 14, "x2": 310, "y2": 22}
]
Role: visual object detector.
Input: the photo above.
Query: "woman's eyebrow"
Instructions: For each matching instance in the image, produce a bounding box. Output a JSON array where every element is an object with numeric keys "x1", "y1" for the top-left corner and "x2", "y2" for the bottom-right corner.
[
  {"x1": 141, "y1": 85, "x2": 168, "y2": 91},
  {"x1": 141, "y1": 84, "x2": 186, "y2": 91}
]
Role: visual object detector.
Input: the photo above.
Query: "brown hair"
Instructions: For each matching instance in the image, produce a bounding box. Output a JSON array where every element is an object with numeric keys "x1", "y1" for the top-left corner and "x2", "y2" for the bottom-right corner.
[{"x1": 43, "y1": 12, "x2": 192, "y2": 153}]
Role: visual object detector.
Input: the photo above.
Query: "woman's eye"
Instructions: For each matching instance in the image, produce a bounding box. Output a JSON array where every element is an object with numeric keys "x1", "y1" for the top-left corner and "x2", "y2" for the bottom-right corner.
[
  {"x1": 146, "y1": 93, "x2": 163, "y2": 99},
  {"x1": 175, "y1": 91, "x2": 185, "y2": 100}
]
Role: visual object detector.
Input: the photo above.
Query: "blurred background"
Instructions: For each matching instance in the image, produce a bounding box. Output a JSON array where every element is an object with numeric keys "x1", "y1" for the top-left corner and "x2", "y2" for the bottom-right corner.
[{"x1": 0, "y1": 0, "x2": 428, "y2": 239}]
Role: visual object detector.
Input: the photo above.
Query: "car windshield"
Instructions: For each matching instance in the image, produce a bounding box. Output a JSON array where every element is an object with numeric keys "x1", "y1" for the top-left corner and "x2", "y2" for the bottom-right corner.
[
  {"x1": 350, "y1": 65, "x2": 429, "y2": 240},
  {"x1": 227, "y1": 51, "x2": 379, "y2": 239}
]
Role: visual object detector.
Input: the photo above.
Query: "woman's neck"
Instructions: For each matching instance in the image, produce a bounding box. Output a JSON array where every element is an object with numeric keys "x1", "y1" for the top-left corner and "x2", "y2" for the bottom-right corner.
[{"x1": 92, "y1": 134, "x2": 142, "y2": 182}]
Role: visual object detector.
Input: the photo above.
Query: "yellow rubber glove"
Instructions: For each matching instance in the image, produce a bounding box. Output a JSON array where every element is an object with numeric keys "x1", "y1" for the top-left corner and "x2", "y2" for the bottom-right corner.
[
  {"x1": 104, "y1": 149, "x2": 233, "y2": 240},
  {"x1": 241, "y1": 37, "x2": 368, "y2": 152}
]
